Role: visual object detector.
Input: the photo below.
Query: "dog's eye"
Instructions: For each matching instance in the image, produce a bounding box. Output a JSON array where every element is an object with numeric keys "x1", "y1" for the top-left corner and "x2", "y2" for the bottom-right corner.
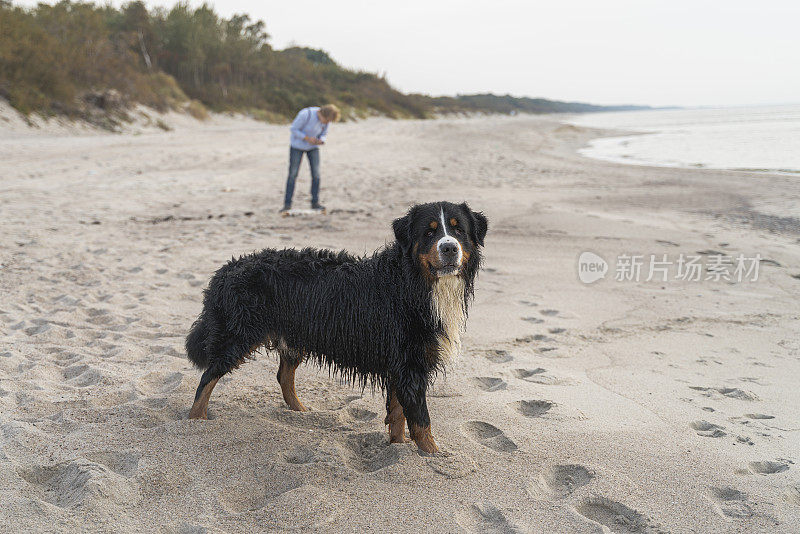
[{"x1": 425, "y1": 229, "x2": 434, "y2": 237}]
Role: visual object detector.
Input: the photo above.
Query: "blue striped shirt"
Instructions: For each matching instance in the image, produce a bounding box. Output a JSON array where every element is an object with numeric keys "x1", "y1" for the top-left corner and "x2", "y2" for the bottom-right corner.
[{"x1": 289, "y1": 107, "x2": 329, "y2": 151}]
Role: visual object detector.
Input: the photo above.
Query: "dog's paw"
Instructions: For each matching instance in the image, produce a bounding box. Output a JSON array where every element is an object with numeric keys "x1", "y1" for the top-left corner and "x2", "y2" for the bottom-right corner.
[{"x1": 410, "y1": 424, "x2": 439, "y2": 454}]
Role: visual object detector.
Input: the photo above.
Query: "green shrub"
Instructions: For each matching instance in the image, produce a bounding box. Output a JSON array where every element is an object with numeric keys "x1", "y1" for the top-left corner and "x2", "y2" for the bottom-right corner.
[
  {"x1": 0, "y1": 1, "x2": 644, "y2": 126},
  {"x1": 185, "y1": 99, "x2": 209, "y2": 120}
]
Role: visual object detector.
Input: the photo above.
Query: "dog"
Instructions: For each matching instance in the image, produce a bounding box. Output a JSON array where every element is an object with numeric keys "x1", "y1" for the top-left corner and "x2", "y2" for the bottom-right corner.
[{"x1": 185, "y1": 201, "x2": 488, "y2": 453}]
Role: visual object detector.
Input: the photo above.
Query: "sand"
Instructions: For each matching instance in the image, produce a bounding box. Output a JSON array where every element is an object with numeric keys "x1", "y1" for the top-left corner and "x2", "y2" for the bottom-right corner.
[{"x1": 1, "y1": 104, "x2": 799, "y2": 533}]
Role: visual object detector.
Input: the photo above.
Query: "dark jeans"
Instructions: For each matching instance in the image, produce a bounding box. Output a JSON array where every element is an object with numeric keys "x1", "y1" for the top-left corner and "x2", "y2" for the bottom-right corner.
[{"x1": 283, "y1": 147, "x2": 320, "y2": 207}]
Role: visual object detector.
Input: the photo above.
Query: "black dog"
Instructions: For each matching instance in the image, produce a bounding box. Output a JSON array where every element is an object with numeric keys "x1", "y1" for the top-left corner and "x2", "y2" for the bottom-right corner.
[{"x1": 185, "y1": 201, "x2": 487, "y2": 452}]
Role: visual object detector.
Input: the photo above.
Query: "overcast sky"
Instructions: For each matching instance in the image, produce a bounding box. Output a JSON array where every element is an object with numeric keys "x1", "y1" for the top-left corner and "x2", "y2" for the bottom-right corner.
[{"x1": 18, "y1": 0, "x2": 800, "y2": 107}]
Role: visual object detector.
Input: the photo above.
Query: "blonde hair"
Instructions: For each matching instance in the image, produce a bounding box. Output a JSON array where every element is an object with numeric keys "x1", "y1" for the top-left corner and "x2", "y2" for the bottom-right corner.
[{"x1": 319, "y1": 104, "x2": 341, "y2": 122}]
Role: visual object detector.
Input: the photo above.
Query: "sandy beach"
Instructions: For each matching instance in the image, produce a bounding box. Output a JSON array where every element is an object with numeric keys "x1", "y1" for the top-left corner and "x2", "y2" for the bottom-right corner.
[{"x1": 1, "y1": 107, "x2": 799, "y2": 533}]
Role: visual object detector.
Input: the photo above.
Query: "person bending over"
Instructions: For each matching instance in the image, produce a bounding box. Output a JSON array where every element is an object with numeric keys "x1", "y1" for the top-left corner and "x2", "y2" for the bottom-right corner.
[{"x1": 281, "y1": 104, "x2": 340, "y2": 213}]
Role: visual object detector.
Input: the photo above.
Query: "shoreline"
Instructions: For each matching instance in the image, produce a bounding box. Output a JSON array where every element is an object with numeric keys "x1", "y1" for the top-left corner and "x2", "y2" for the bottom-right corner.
[
  {"x1": 566, "y1": 104, "x2": 800, "y2": 177},
  {"x1": 581, "y1": 131, "x2": 800, "y2": 177},
  {"x1": 1, "y1": 113, "x2": 799, "y2": 532}
]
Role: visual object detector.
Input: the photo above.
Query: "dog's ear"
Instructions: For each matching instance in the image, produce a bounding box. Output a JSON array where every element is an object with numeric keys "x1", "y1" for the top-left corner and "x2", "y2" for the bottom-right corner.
[
  {"x1": 461, "y1": 202, "x2": 488, "y2": 247},
  {"x1": 392, "y1": 212, "x2": 412, "y2": 253}
]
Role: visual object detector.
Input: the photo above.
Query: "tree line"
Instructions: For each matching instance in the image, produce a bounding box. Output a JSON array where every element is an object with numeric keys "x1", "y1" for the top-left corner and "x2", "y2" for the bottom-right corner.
[{"x1": 0, "y1": 1, "x2": 647, "y2": 126}]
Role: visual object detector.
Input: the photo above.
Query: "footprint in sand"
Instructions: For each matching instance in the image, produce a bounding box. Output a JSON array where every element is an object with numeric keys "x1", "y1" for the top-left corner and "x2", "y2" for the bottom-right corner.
[
  {"x1": 426, "y1": 452, "x2": 477, "y2": 480},
  {"x1": 455, "y1": 502, "x2": 520, "y2": 534},
  {"x1": 136, "y1": 371, "x2": 183, "y2": 396},
  {"x1": 24, "y1": 321, "x2": 52, "y2": 336},
  {"x1": 483, "y1": 350, "x2": 513, "y2": 363},
  {"x1": 521, "y1": 317, "x2": 544, "y2": 324},
  {"x1": 285, "y1": 448, "x2": 318, "y2": 465},
  {"x1": 540, "y1": 309, "x2": 559, "y2": 317},
  {"x1": 512, "y1": 368, "x2": 568, "y2": 385},
  {"x1": 272, "y1": 407, "x2": 342, "y2": 430},
  {"x1": 219, "y1": 478, "x2": 302, "y2": 513},
  {"x1": 689, "y1": 386, "x2": 759, "y2": 401},
  {"x1": 346, "y1": 407, "x2": 377, "y2": 422},
  {"x1": 512, "y1": 368, "x2": 546, "y2": 379},
  {"x1": 341, "y1": 432, "x2": 406, "y2": 472},
  {"x1": 471, "y1": 377, "x2": 507, "y2": 392},
  {"x1": 17, "y1": 459, "x2": 138, "y2": 508},
  {"x1": 284, "y1": 443, "x2": 340, "y2": 467},
  {"x1": 738, "y1": 377, "x2": 769, "y2": 387},
  {"x1": 748, "y1": 460, "x2": 789, "y2": 475},
  {"x1": 532, "y1": 465, "x2": 594, "y2": 498},
  {"x1": 510, "y1": 400, "x2": 554, "y2": 418},
  {"x1": 52, "y1": 351, "x2": 83, "y2": 367},
  {"x1": 84, "y1": 450, "x2": 141, "y2": 477},
  {"x1": 548, "y1": 328, "x2": 566, "y2": 334},
  {"x1": 784, "y1": 485, "x2": 800, "y2": 506},
  {"x1": 574, "y1": 496, "x2": 659, "y2": 533},
  {"x1": 234, "y1": 484, "x2": 347, "y2": 530},
  {"x1": 63, "y1": 364, "x2": 104, "y2": 387},
  {"x1": 84, "y1": 308, "x2": 115, "y2": 326},
  {"x1": 744, "y1": 413, "x2": 774, "y2": 420},
  {"x1": 689, "y1": 420, "x2": 727, "y2": 438},
  {"x1": 87, "y1": 315, "x2": 113, "y2": 326},
  {"x1": 705, "y1": 487, "x2": 752, "y2": 518},
  {"x1": 462, "y1": 421, "x2": 517, "y2": 452},
  {"x1": 697, "y1": 249, "x2": 725, "y2": 256}
]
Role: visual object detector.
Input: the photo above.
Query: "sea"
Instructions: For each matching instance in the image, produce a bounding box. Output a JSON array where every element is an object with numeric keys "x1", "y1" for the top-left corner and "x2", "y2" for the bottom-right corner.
[{"x1": 567, "y1": 104, "x2": 800, "y2": 175}]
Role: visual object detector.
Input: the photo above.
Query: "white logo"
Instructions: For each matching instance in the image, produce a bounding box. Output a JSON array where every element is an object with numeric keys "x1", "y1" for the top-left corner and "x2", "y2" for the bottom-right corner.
[{"x1": 578, "y1": 251, "x2": 608, "y2": 284}]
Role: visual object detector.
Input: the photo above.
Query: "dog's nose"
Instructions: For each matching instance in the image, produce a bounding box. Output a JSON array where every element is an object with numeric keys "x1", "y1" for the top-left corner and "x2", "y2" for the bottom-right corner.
[{"x1": 439, "y1": 241, "x2": 459, "y2": 258}]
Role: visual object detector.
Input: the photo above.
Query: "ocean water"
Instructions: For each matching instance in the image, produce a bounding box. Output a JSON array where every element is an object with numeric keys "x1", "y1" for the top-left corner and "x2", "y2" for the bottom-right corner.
[{"x1": 568, "y1": 104, "x2": 800, "y2": 175}]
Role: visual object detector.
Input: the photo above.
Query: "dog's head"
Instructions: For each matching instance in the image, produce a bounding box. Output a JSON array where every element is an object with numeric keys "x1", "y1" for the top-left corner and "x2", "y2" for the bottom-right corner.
[{"x1": 393, "y1": 201, "x2": 488, "y2": 281}]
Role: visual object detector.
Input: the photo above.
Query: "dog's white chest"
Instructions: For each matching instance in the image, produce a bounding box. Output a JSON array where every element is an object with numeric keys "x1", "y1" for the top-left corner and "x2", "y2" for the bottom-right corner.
[{"x1": 431, "y1": 277, "x2": 466, "y2": 363}]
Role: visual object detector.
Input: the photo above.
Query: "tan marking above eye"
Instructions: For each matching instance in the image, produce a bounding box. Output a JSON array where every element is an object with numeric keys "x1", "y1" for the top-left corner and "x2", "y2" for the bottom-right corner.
[
  {"x1": 450, "y1": 218, "x2": 458, "y2": 226},
  {"x1": 429, "y1": 221, "x2": 438, "y2": 229}
]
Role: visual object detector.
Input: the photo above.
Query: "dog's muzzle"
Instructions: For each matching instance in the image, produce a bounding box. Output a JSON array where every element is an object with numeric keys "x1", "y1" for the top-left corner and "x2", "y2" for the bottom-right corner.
[{"x1": 437, "y1": 237, "x2": 462, "y2": 275}]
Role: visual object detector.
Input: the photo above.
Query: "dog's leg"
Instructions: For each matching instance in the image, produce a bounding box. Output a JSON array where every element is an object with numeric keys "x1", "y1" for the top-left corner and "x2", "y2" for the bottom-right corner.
[
  {"x1": 384, "y1": 389, "x2": 409, "y2": 443},
  {"x1": 277, "y1": 349, "x2": 308, "y2": 412},
  {"x1": 409, "y1": 423, "x2": 437, "y2": 453},
  {"x1": 189, "y1": 341, "x2": 260, "y2": 420},
  {"x1": 189, "y1": 368, "x2": 220, "y2": 420},
  {"x1": 396, "y1": 378, "x2": 438, "y2": 453}
]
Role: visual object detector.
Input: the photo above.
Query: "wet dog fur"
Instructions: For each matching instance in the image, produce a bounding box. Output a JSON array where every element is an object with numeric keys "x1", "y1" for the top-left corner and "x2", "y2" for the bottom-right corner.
[{"x1": 185, "y1": 201, "x2": 488, "y2": 453}]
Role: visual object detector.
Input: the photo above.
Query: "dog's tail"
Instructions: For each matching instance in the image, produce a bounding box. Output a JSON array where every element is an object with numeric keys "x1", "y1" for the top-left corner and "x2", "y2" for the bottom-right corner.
[{"x1": 185, "y1": 315, "x2": 212, "y2": 370}]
